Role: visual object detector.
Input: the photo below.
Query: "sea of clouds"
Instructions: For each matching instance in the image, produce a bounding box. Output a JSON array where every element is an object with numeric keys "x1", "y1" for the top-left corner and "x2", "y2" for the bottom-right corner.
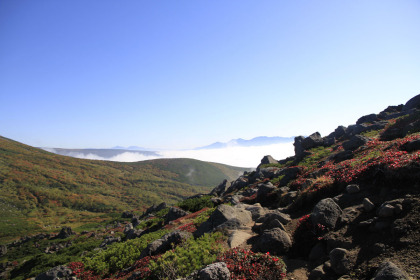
[{"x1": 50, "y1": 142, "x2": 295, "y2": 168}]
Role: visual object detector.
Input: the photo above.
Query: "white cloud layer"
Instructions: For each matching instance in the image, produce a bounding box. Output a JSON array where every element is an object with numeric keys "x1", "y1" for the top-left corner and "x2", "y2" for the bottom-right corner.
[{"x1": 57, "y1": 142, "x2": 295, "y2": 168}]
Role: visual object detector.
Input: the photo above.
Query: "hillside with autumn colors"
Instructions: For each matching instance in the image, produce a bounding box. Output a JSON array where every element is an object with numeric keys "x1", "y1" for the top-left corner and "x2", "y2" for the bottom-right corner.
[
  {"x1": 0, "y1": 137, "x2": 250, "y2": 243},
  {"x1": 1, "y1": 94, "x2": 420, "y2": 280}
]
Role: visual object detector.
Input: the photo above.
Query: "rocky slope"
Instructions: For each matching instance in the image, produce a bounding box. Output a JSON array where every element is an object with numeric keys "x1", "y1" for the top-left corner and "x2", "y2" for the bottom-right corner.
[{"x1": 1, "y1": 94, "x2": 420, "y2": 280}]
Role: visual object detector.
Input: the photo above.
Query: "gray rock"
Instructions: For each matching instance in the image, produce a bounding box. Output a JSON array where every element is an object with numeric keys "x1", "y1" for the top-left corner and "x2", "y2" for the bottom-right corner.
[
  {"x1": 210, "y1": 179, "x2": 230, "y2": 197},
  {"x1": 378, "y1": 204, "x2": 395, "y2": 218},
  {"x1": 309, "y1": 242, "x2": 327, "y2": 262},
  {"x1": 311, "y1": 198, "x2": 342, "y2": 229},
  {"x1": 400, "y1": 139, "x2": 420, "y2": 152},
  {"x1": 363, "y1": 198, "x2": 375, "y2": 212},
  {"x1": 256, "y1": 228, "x2": 292, "y2": 255},
  {"x1": 56, "y1": 227, "x2": 75, "y2": 239},
  {"x1": 100, "y1": 236, "x2": 121, "y2": 248},
  {"x1": 357, "y1": 113, "x2": 379, "y2": 124},
  {"x1": 35, "y1": 265, "x2": 72, "y2": 280},
  {"x1": 194, "y1": 204, "x2": 252, "y2": 237},
  {"x1": 140, "y1": 231, "x2": 191, "y2": 258},
  {"x1": 308, "y1": 264, "x2": 326, "y2": 280},
  {"x1": 259, "y1": 155, "x2": 278, "y2": 165},
  {"x1": 256, "y1": 182, "x2": 276, "y2": 202},
  {"x1": 264, "y1": 209, "x2": 292, "y2": 225},
  {"x1": 402, "y1": 93, "x2": 420, "y2": 111},
  {"x1": 131, "y1": 217, "x2": 141, "y2": 227},
  {"x1": 346, "y1": 184, "x2": 360, "y2": 194},
  {"x1": 342, "y1": 135, "x2": 370, "y2": 151},
  {"x1": 371, "y1": 261, "x2": 410, "y2": 280},
  {"x1": 0, "y1": 245, "x2": 6, "y2": 257},
  {"x1": 198, "y1": 262, "x2": 230, "y2": 280},
  {"x1": 329, "y1": 248, "x2": 351, "y2": 275},
  {"x1": 244, "y1": 204, "x2": 266, "y2": 221},
  {"x1": 225, "y1": 176, "x2": 249, "y2": 193},
  {"x1": 165, "y1": 207, "x2": 189, "y2": 224}
]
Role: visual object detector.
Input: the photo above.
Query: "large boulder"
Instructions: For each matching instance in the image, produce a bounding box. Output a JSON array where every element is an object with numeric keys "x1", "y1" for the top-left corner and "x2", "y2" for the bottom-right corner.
[
  {"x1": 342, "y1": 135, "x2": 370, "y2": 151},
  {"x1": 225, "y1": 176, "x2": 249, "y2": 194},
  {"x1": 35, "y1": 265, "x2": 72, "y2": 280},
  {"x1": 329, "y1": 248, "x2": 351, "y2": 275},
  {"x1": 357, "y1": 113, "x2": 379, "y2": 125},
  {"x1": 140, "y1": 231, "x2": 191, "y2": 258},
  {"x1": 194, "y1": 204, "x2": 252, "y2": 237},
  {"x1": 371, "y1": 261, "x2": 410, "y2": 280},
  {"x1": 165, "y1": 207, "x2": 189, "y2": 224},
  {"x1": 260, "y1": 155, "x2": 278, "y2": 165},
  {"x1": 144, "y1": 202, "x2": 167, "y2": 216},
  {"x1": 400, "y1": 139, "x2": 420, "y2": 152},
  {"x1": 198, "y1": 262, "x2": 230, "y2": 280},
  {"x1": 294, "y1": 132, "x2": 324, "y2": 156},
  {"x1": 255, "y1": 228, "x2": 292, "y2": 255},
  {"x1": 311, "y1": 198, "x2": 342, "y2": 229},
  {"x1": 403, "y1": 93, "x2": 420, "y2": 111}
]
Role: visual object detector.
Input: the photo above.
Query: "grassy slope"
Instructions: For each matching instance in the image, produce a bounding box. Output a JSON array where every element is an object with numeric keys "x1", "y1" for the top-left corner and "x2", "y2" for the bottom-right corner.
[{"x1": 0, "y1": 136, "x2": 249, "y2": 242}]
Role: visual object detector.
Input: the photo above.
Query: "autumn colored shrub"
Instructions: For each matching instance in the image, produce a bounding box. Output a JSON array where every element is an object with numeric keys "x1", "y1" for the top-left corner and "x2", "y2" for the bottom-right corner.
[
  {"x1": 291, "y1": 214, "x2": 327, "y2": 257},
  {"x1": 217, "y1": 249, "x2": 286, "y2": 280}
]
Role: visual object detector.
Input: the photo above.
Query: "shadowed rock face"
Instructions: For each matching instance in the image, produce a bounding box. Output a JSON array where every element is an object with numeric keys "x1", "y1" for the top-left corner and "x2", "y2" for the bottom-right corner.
[
  {"x1": 403, "y1": 93, "x2": 420, "y2": 111},
  {"x1": 372, "y1": 261, "x2": 410, "y2": 280}
]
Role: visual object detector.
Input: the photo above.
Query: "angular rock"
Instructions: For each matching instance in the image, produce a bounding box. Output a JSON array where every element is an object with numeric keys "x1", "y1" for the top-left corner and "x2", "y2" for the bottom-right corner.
[
  {"x1": 256, "y1": 228, "x2": 292, "y2": 255},
  {"x1": 100, "y1": 236, "x2": 121, "y2": 248},
  {"x1": 372, "y1": 261, "x2": 410, "y2": 280},
  {"x1": 225, "y1": 176, "x2": 249, "y2": 194},
  {"x1": 194, "y1": 204, "x2": 252, "y2": 237},
  {"x1": 357, "y1": 113, "x2": 379, "y2": 125},
  {"x1": 259, "y1": 155, "x2": 278, "y2": 165},
  {"x1": 329, "y1": 248, "x2": 351, "y2": 275},
  {"x1": 363, "y1": 198, "x2": 375, "y2": 212},
  {"x1": 35, "y1": 265, "x2": 72, "y2": 280},
  {"x1": 378, "y1": 204, "x2": 395, "y2": 218},
  {"x1": 256, "y1": 182, "x2": 276, "y2": 202},
  {"x1": 400, "y1": 139, "x2": 420, "y2": 152},
  {"x1": 131, "y1": 217, "x2": 141, "y2": 227},
  {"x1": 308, "y1": 264, "x2": 326, "y2": 280},
  {"x1": 264, "y1": 209, "x2": 291, "y2": 225},
  {"x1": 198, "y1": 262, "x2": 230, "y2": 280},
  {"x1": 244, "y1": 204, "x2": 266, "y2": 221},
  {"x1": 56, "y1": 227, "x2": 75, "y2": 239},
  {"x1": 311, "y1": 198, "x2": 342, "y2": 229},
  {"x1": 210, "y1": 179, "x2": 230, "y2": 197},
  {"x1": 342, "y1": 135, "x2": 370, "y2": 151},
  {"x1": 165, "y1": 207, "x2": 189, "y2": 224},
  {"x1": 140, "y1": 231, "x2": 191, "y2": 258}
]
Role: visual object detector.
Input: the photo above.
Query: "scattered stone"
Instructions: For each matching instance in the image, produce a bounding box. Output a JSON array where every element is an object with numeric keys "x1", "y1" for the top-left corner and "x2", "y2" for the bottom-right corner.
[
  {"x1": 140, "y1": 231, "x2": 191, "y2": 258},
  {"x1": 346, "y1": 184, "x2": 360, "y2": 194},
  {"x1": 35, "y1": 265, "x2": 72, "y2": 280},
  {"x1": 198, "y1": 262, "x2": 230, "y2": 280},
  {"x1": 378, "y1": 204, "x2": 395, "y2": 218},
  {"x1": 311, "y1": 198, "x2": 342, "y2": 229},
  {"x1": 308, "y1": 264, "x2": 326, "y2": 280},
  {"x1": 342, "y1": 135, "x2": 370, "y2": 151},
  {"x1": 371, "y1": 261, "x2": 410, "y2": 280},
  {"x1": 329, "y1": 248, "x2": 351, "y2": 275},
  {"x1": 165, "y1": 207, "x2": 189, "y2": 224},
  {"x1": 0, "y1": 245, "x2": 6, "y2": 257},
  {"x1": 256, "y1": 228, "x2": 292, "y2": 255},
  {"x1": 100, "y1": 236, "x2": 121, "y2": 248},
  {"x1": 363, "y1": 198, "x2": 375, "y2": 212},
  {"x1": 56, "y1": 227, "x2": 75, "y2": 239},
  {"x1": 244, "y1": 204, "x2": 266, "y2": 221}
]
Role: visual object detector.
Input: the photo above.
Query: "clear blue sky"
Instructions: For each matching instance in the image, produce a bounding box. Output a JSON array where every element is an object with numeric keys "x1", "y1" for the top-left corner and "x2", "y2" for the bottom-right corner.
[{"x1": 1, "y1": 0, "x2": 419, "y2": 149}]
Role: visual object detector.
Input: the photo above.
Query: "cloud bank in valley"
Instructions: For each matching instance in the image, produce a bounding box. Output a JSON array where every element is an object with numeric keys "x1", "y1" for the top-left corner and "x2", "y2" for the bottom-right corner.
[{"x1": 50, "y1": 142, "x2": 295, "y2": 168}]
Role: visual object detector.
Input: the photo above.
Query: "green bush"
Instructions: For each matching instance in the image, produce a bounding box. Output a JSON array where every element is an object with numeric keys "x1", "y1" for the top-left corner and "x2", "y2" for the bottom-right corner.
[
  {"x1": 193, "y1": 208, "x2": 215, "y2": 227},
  {"x1": 83, "y1": 229, "x2": 169, "y2": 275},
  {"x1": 148, "y1": 232, "x2": 224, "y2": 279},
  {"x1": 177, "y1": 196, "x2": 214, "y2": 212}
]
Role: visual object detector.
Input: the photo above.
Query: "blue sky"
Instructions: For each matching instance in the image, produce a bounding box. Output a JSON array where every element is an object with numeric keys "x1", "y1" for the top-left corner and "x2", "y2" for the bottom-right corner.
[{"x1": 1, "y1": 0, "x2": 420, "y2": 150}]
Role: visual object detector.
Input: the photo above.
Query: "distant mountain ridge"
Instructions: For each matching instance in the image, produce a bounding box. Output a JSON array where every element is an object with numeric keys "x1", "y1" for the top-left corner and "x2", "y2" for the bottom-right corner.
[{"x1": 195, "y1": 136, "x2": 294, "y2": 150}]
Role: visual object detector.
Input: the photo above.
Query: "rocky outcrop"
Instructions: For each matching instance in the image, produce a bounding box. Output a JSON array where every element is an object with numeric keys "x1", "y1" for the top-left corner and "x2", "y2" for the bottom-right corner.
[
  {"x1": 342, "y1": 135, "x2": 370, "y2": 151},
  {"x1": 35, "y1": 265, "x2": 72, "y2": 280},
  {"x1": 210, "y1": 179, "x2": 230, "y2": 197},
  {"x1": 294, "y1": 132, "x2": 325, "y2": 156},
  {"x1": 329, "y1": 248, "x2": 351, "y2": 275},
  {"x1": 403, "y1": 93, "x2": 420, "y2": 111}
]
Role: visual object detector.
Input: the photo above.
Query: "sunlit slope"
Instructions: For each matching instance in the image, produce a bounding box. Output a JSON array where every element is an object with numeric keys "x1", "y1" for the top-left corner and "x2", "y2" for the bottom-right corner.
[{"x1": 0, "y1": 136, "x2": 248, "y2": 241}]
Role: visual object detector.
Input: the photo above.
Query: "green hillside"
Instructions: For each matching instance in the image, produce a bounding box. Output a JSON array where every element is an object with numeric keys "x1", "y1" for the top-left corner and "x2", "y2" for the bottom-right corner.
[{"x1": 0, "y1": 136, "x2": 249, "y2": 243}]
